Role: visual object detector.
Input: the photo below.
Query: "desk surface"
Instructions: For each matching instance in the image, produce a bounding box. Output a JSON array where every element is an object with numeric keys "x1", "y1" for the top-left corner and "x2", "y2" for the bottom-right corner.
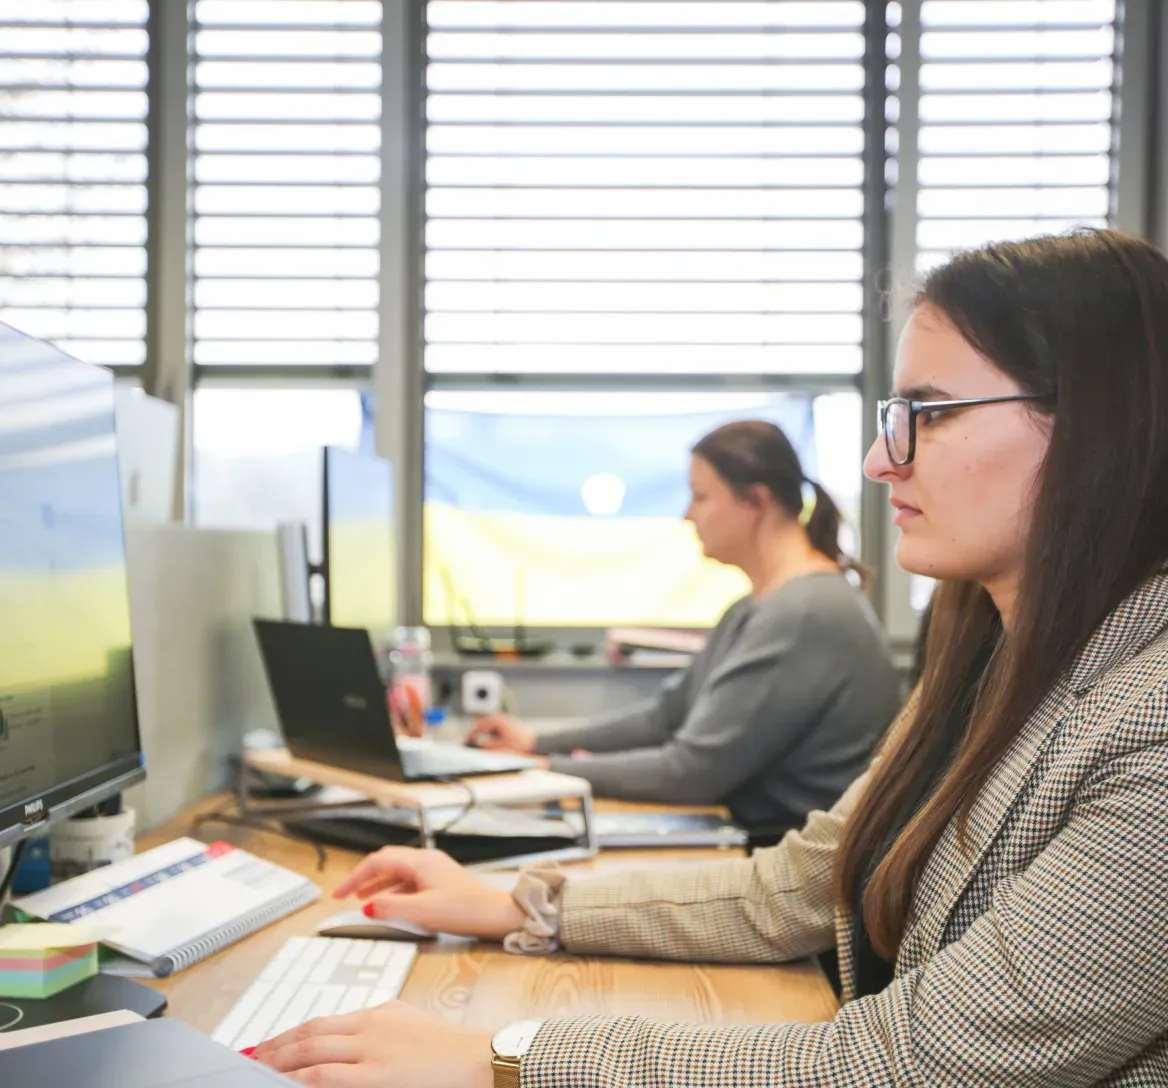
[{"x1": 139, "y1": 795, "x2": 839, "y2": 1034}]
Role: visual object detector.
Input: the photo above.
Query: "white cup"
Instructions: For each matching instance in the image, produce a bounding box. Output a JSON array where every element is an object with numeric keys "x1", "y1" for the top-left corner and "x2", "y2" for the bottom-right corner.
[{"x1": 50, "y1": 808, "x2": 137, "y2": 882}]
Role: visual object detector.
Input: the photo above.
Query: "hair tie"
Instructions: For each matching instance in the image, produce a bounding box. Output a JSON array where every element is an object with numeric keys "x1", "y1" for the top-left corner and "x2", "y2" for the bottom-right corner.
[{"x1": 798, "y1": 480, "x2": 818, "y2": 526}]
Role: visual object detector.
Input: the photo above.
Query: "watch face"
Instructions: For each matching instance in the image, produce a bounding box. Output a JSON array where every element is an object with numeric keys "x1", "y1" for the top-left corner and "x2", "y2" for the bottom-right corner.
[{"x1": 492, "y1": 1019, "x2": 545, "y2": 1060}]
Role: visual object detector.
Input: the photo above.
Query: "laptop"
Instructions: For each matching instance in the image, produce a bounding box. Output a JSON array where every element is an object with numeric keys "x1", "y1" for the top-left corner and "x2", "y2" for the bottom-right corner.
[
  {"x1": 0, "y1": 1019, "x2": 287, "y2": 1087},
  {"x1": 253, "y1": 619, "x2": 538, "y2": 781}
]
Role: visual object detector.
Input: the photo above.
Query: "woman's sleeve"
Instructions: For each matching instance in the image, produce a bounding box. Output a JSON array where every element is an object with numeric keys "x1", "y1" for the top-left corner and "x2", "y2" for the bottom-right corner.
[
  {"x1": 522, "y1": 736, "x2": 1168, "y2": 1088},
  {"x1": 532, "y1": 608, "x2": 741, "y2": 757},
  {"x1": 503, "y1": 770, "x2": 869, "y2": 963}
]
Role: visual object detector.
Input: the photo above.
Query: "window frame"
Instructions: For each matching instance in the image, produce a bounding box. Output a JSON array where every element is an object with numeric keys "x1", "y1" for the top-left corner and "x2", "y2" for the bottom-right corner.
[
  {"x1": 147, "y1": 0, "x2": 1147, "y2": 656},
  {"x1": 416, "y1": 0, "x2": 889, "y2": 643}
]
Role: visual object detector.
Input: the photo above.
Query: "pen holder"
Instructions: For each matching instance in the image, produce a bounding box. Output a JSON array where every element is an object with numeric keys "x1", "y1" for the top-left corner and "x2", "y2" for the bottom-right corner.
[
  {"x1": 10, "y1": 837, "x2": 52, "y2": 894},
  {"x1": 50, "y1": 808, "x2": 136, "y2": 883}
]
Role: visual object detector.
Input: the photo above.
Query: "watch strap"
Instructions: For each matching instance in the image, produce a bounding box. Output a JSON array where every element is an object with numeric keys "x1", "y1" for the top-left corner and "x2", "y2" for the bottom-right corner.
[{"x1": 492, "y1": 1057, "x2": 522, "y2": 1088}]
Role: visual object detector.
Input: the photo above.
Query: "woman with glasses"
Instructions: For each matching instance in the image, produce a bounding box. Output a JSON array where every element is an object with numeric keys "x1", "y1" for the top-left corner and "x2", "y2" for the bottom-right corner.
[{"x1": 255, "y1": 228, "x2": 1168, "y2": 1088}]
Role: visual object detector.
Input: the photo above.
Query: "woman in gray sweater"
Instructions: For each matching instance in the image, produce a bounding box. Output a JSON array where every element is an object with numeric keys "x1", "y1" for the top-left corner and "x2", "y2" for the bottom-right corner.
[{"x1": 468, "y1": 420, "x2": 902, "y2": 839}]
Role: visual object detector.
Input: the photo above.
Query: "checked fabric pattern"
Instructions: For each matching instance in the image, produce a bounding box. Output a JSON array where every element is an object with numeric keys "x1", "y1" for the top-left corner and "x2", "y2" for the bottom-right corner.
[{"x1": 523, "y1": 572, "x2": 1168, "y2": 1087}]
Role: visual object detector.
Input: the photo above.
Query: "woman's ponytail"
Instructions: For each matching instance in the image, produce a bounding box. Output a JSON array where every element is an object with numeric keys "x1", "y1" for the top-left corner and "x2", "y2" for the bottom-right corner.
[
  {"x1": 803, "y1": 480, "x2": 842, "y2": 562},
  {"x1": 692, "y1": 421, "x2": 863, "y2": 579}
]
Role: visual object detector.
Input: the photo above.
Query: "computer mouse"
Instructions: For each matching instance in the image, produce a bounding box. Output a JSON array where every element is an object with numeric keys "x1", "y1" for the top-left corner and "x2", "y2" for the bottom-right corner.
[{"x1": 315, "y1": 910, "x2": 436, "y2": 941}]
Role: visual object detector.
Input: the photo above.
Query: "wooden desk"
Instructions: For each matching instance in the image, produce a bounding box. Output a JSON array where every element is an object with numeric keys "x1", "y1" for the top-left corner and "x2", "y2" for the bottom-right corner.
[{"x1": 138, "y1": 796, "x2": 839, "y2": 1035}]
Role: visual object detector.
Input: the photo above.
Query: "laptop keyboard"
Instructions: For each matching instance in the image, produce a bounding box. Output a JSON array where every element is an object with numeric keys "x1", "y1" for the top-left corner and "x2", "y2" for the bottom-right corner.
[
  {"x1": 399, "y1": 738, "x2": 535, "y2": 775},
  {"x1": 211, "y1": 937, "x2": 417, "y2": 1052}
]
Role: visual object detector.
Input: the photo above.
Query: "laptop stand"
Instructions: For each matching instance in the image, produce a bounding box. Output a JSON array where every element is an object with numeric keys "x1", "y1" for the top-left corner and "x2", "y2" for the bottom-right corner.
[{"x1": 238, "y1": 749, "x2": 598, "y2": 870}]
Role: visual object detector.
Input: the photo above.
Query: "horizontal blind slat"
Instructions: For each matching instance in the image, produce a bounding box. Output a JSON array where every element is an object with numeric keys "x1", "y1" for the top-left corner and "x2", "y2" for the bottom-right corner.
[
  {"x1": 914, "y1": 0, "x2": 1116, "y2": 270},
  {"x1": 192, "y1": 0, "x2": 382, "y2": 369},
  {"x1": 424, "y1": 0, "x2": 865, "y2": 378},
  {"x1": 0, "y1": 1, "x2": 147, "y2": 366}
]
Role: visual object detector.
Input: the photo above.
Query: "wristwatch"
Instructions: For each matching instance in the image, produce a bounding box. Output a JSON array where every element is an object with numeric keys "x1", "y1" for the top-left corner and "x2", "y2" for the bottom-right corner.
[{"x1": 491, "y1": 1018, "x2": 545, "y2": 1088}]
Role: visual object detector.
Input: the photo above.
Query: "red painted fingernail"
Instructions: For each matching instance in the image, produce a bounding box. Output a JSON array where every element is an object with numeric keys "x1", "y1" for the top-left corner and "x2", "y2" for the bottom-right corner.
[
  {"x1": 362, "y1": 902, "x2": 375, "y2": 918},
  {"x1": 240, "y1": 1047, "x2": 258, "y2": 1059}
]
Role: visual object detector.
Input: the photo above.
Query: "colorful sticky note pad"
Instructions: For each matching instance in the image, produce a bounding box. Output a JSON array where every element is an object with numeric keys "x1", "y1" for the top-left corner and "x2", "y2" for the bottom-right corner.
[{"x1": 0, "y1": 924, "x2": 101, "y2": 999}]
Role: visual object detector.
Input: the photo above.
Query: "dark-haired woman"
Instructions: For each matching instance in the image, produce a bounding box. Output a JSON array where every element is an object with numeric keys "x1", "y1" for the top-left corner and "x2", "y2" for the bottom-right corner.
[
  {"x1": 466, "y1": 418, "x2": 901, "y2": 838},
  {"x1": 255, "y1": 228, "x2": 1168, "y2": 1088}
]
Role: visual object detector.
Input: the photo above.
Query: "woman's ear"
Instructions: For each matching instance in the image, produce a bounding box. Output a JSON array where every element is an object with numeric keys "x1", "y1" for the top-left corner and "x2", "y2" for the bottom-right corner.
[{"x1": 746, "y1": 482, "x2": 770, "y2": 510}]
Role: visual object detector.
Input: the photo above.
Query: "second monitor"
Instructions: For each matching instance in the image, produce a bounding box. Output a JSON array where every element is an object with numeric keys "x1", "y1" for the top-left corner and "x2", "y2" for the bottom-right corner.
[{"x1": 318, "y1": 446, "x2": 396, "y2": 632}]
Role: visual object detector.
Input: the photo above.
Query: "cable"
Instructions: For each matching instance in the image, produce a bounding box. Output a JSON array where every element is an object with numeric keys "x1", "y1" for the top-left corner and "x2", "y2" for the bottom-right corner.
[
  {"x1": 190, "y1": 811, "x2": 330, "y2": 871},
  {"x1": 205, "y1": 776, "x2": 478, "y2": 857},
  {"x1": 0, "y1": 1004, "x2": 25, "y2": 1033},
  {"x1": 0, "y1": 840, "x2": 28, "y2": 914},
  {"x1": 427, "y1": 779, "x2": 478, "y2": 841}
]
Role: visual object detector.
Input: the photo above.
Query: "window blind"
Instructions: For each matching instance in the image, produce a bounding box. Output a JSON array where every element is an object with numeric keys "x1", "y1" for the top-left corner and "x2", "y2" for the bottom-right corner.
[
  {"x1": 915, "y1": 0, "x2": 1116, "y2": 272},
  {"x1": 191, "y1": 0, "x2": 382, "y2": 369},
  {"x1": 0, "y1": 0, "x2": 148, "y2": 367},
  {"x1": 424, "y1": 0, "x2": 870, "y2": 376}
]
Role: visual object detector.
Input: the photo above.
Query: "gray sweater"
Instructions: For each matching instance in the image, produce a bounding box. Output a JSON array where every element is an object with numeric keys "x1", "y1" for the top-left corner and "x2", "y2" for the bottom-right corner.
[{"x1": 536, "y1": 573, "x2": 902, "y2": 829}]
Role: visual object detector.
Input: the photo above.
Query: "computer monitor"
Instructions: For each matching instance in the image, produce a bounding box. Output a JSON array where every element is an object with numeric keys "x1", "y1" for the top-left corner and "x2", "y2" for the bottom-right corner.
[
  {"x1": 0, "y1": 322, "x2": 145, "y2": 852},
  {"x1": 276, "y1": 522, "x2": 314, "y2": 624},
  {"x1": 112, "y1": 385, "x2": 179, "y2": 526},
  {"x1": 319, "y1": 446, "x2": 396, "y2": 631}
]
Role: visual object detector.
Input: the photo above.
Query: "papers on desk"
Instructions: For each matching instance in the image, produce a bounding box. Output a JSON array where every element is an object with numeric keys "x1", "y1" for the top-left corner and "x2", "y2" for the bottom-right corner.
[
  {"x1": 605, "y1": 626, "x2": 707, "y2": 665},
  {"x1": 309, "y1": 787, "x2": 578, "y2": 839},
  {"x1": 0, "y1": 1010, "x2": 143, "y2": 1053},
  {"x1": 563, "y1": 811, "x2": 747, "y2": 849},
  {"x1": 0, "y1": 924, "x2": 105, "y2": 950},
  {"x1": 0, "y1": 924, "x2": 104, "y2": 999}
]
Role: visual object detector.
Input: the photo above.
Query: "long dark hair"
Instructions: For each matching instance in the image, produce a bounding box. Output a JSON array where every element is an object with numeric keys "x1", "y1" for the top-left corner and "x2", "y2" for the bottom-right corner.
[
  {"x1": 692, "y1": 419, "x2": 858, "y2": 573},
  {"x1": 836, "y1": 228, "x2": 1168, "y2": 958}
]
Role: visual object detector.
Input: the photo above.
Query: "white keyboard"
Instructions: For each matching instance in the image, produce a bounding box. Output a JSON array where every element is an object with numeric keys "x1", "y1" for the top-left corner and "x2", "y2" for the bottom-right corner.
[
  {"x1": 397, "y1": 736, "x2": 538, "y2": 775},
  {"x1": 211, "y1": 937, "x2": 417, "y2": 1051}
]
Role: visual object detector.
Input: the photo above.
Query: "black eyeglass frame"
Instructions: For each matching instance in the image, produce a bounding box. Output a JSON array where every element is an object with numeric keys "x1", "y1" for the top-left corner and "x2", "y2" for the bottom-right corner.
[{"x1": 877, "y1": 394, "x2": 1046, "y2": 466}]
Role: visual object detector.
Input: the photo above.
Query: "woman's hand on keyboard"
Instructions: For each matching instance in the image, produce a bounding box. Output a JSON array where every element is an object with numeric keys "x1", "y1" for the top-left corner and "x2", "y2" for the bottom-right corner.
[
  {"x1": 333, "y1": 847, "x2": 524, "y2": 941},
  {"x1": 465, "y1": 714, "x2": 536, "y2": 753},
  {"x1": 254, "y1": 1000, "x2": 494, "y2": 1088}
]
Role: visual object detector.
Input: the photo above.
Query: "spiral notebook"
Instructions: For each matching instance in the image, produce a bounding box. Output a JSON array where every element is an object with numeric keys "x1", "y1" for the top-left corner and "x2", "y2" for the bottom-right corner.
[{"x1": 12, "y1": 838, "x2": 319, "y2": 978}]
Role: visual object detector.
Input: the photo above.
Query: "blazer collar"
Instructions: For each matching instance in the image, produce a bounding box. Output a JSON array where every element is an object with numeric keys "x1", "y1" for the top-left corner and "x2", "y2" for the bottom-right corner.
[
  {"x1": 898, "y1": 568, "x2": 1168, "y2": 970},
  {"x1": 1063, "y1": 567, "x2": 1168, "y2": 695}
]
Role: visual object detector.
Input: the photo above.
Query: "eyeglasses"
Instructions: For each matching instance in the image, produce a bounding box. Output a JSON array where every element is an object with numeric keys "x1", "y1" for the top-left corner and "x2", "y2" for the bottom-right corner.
[{"x1": 877, "y1": 395, "x2": 1045, "y2": 466}]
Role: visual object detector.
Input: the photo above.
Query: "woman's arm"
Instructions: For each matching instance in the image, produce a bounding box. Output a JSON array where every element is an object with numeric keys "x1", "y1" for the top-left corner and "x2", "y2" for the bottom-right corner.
[
  {"x1": 524, "y1": 737, "x2": 1168, "y2": 1088},
  {"x1": 531, "y1": 676, "x2": 690, "y2": 755},
  {"x1": 532, "y1": 602, "x2": 752, "y2": 756},
  {"x1": 543, "y1": 605, "x2": 845, "y2": 803},
  {"x1": 531, "y1": 607, "x2": 745, "y2": 756},
  {"x1": 556, "y1": 769, "x2": 867, "y2": 964},
  {"x1": 332, "y1": 763, "x2": 863, "y2": 955}
]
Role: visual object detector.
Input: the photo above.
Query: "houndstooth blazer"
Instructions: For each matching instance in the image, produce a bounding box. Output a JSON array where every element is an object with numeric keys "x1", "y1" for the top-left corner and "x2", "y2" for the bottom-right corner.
[{"x1": 524, "y1": 572, "x2": 1168, "y2": 1087}]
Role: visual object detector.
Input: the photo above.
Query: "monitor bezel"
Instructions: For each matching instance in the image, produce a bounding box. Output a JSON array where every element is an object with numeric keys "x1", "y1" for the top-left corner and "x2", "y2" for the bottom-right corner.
[
  {"x1": 0, "y1": 757, "x2": 145, "y2": 852},
  {"x1": 0, "y1": 338, "x2": 149, "y2": 851},
  {"x1": 320, "y1": 446, "x2": 334, "y2": 625}
]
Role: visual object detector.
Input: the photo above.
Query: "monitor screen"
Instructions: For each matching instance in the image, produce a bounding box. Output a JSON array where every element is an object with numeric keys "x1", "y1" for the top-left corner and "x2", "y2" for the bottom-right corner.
[
  {"x1": 322, "y1": 446, "x2": 396, "y2": 632},
  {"x1": 0, "y1": 324, "x2": 144, "y2": 848}
]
